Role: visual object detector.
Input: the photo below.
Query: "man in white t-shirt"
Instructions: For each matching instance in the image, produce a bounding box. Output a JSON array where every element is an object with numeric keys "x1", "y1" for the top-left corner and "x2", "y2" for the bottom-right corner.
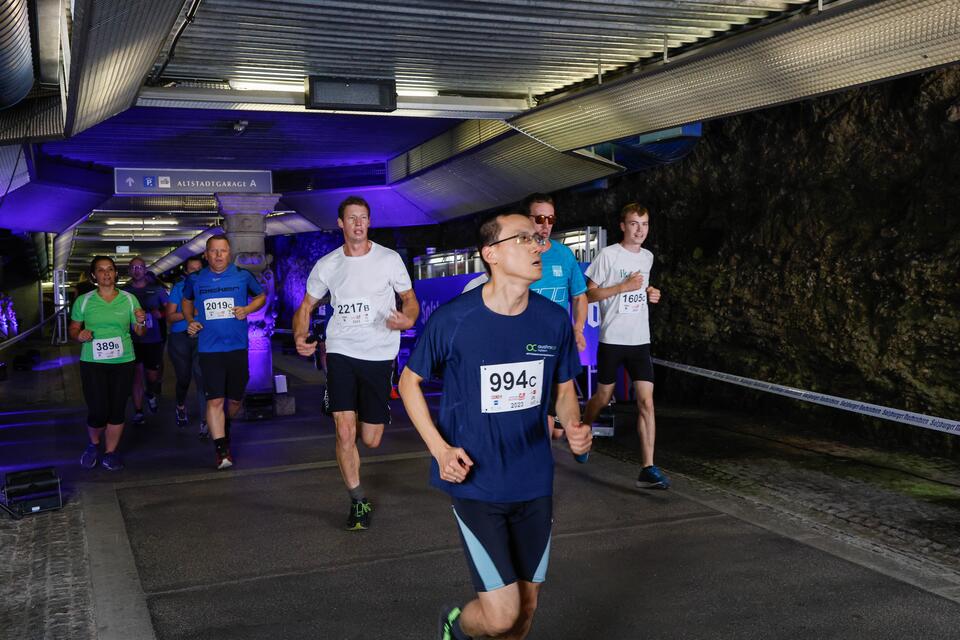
[
  {"x1": 582, "y1": 202, "x2": 669, "y2": 490},
  {"x1": 294, "y1": 196, "x2": 420, "y2": 530}
]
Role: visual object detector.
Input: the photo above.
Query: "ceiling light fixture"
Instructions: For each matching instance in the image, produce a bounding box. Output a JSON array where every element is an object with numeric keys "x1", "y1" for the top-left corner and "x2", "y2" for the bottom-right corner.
[
  {"x1": 397, "y1": 88, "x2": 439, "y2": 97},
  {"x1": 104, "y1": 219, "x2": 179, "y2": 226},
  {"x1": 228, "y1": 79, "x2": 303, "y2": 93}
]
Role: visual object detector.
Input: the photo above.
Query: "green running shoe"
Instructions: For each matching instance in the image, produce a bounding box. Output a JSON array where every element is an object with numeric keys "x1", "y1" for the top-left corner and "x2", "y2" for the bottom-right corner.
[
  {"x1": 438, "y1": 606, "x2": 463, "y2": 640},
  {"x1": 346, "y1": 498, "x2": 372, "y2": 530}
]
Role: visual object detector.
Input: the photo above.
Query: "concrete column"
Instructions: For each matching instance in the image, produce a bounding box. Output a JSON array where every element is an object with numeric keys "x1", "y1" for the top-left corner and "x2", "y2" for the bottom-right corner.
[{"x1": 217, "y1": 193, "x2": 281, "y2": 394}]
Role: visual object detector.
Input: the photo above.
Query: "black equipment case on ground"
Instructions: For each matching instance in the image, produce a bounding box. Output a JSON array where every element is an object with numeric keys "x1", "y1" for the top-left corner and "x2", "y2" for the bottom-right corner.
[{"x1": 1, "y1": 467, "x2": 62, "y2": 517}]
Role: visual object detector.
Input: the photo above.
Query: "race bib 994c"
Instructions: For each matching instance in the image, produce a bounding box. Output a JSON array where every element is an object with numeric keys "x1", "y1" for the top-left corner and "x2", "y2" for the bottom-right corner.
[{"x1": 480, "y1": 359, "x2": 544, "y2": 414}]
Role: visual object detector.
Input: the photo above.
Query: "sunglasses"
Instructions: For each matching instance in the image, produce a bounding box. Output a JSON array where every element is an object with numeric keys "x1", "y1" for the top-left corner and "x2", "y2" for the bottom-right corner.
[
  {"x1": 488, "y1": 232, "x2": 547, "y2": 247},
  {"x1": 530, "y1": 215, "x2": 555, "y2": 225}
]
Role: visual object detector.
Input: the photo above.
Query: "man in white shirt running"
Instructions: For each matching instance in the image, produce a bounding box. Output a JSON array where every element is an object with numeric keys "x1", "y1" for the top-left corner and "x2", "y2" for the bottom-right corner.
[
  {"x1": 582, "y1": 202, "x2": 669, "y2": 489},
  {"x1": 294, "y1": 195, "x2": 420, "y2": 530}
]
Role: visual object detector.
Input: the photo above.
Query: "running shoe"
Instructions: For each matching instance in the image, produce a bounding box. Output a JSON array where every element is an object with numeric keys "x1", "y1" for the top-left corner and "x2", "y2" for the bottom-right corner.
[
  {"x1": 438, "y1": 606, "x2": 463, "y2": 640},
  {"x1": 198, "y1": 421, "x2": 210, "y2": 441},
  {"x1": 636, "y1": 465, "x2": 670, "y2": 490},
  {"x1": 80, "y1": 443, "x2": 99, "y2": 469},
  {"x1": 132, "y1": 411, "x2": 145, "y2": 425},
  {"x1": 216, "y1": 449, "x2": 233, "y2": 470},
  {"x1": 175, "y1": 406, "x2": 187, "y2": 427},
  {"x1": 101, "y1": 452, "x2": 124, "y2": 472},
  {"x1": 346, "y1": 498, "x2": 373, "y2": 530},
  {"x1": 146, "y1": 393, "x2": 158, "y2": 413}
]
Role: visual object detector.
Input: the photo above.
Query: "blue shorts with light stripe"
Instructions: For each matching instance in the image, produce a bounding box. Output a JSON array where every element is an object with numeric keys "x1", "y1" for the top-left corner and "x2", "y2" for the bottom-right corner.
[{"x1": 451, "y1": 496, "x2": 553, "y2": 592}]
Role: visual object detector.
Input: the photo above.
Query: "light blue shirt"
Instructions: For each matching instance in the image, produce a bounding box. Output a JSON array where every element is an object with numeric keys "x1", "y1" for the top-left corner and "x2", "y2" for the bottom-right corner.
[{"x1": 530, "y1": 240, "x2": 587, "y2": 309}]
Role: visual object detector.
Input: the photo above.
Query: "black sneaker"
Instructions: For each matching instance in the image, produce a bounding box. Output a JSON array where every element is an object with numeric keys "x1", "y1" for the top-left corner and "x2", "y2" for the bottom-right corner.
[
  {"x1": 346, "y1": 498, "x2": 372, "y2": 531},
  {"x1": 175, "y1": 406, "x2": 187, "y2": 427},
  {"x1": 198, "y1": 421, "x2": 210, "y2": 441},
  {"x1": 438, "y1": 606, "x2": 463, "y2": 640},
  {"x1": 146, "y1": 393, "x2": 158, "y2": 413},
  {"x1": 131, "y1": 411, "x2": 145, "y2": 425}
]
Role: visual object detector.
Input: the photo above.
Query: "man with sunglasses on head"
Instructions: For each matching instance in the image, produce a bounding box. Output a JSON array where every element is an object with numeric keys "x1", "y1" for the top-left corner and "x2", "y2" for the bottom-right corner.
[
  {"x1": 524, "y1": 193, "x2": 589, "y2": 439},
  {"x1": 400, "y1": 211, "x2": 591, "y2": 640},
  {"x1": 463, "y1": 195, "x2": 588, "y2": 348},
  {"x1": 293, "y1": 195, "x2": 419, "y2": 531}
]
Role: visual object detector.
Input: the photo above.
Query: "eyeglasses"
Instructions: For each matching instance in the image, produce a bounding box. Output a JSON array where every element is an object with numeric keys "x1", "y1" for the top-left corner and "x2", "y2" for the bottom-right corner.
[
  {"x1": 530, "y1": 215, "x2": 555, "y2": 225},
  {"x1": 487, "y1": 232, "x2": 547, "y2": 248}
]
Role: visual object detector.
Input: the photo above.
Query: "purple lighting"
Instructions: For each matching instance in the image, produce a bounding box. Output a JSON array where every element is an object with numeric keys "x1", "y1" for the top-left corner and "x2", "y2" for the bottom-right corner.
[
  {"x1": 32, "y1": 355, "x2": 81, "y2": 371},
  {"x1": 0, "y1": 182, "x2": 107, "y2": 233}
]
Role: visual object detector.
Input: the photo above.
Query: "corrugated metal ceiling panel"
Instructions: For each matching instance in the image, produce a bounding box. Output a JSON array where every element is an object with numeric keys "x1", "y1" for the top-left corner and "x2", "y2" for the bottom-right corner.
[
  {"x1": 393, "y1": 132, "x2": 621, "y2": 221},
  {"x1": 510, "y1": 0, "x2": 960, "y2": 150},
  {"x1": 158, "y1": 0, "x2": 808, "y2": 97},
  {"x1": 388, "y1": 119, "x2": 511, "y2": 182},
  {"x1": 66, "y1": 0, "x2": 188, "y2": 135}
]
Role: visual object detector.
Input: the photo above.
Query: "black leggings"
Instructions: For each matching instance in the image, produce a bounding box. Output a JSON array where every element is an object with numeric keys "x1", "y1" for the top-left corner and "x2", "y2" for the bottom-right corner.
[
  {"x1": 80, "y1": 361, "x2": 135, "y2": 428},
  {"x1": 167, "y1": 331, "x2": 204, "y2": 415}
]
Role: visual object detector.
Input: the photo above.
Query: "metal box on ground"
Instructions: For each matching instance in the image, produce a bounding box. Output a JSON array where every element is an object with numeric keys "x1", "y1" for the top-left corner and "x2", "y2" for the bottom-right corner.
[{"x1": 2, "y1": 467, "x2": 62, "y2": 517}]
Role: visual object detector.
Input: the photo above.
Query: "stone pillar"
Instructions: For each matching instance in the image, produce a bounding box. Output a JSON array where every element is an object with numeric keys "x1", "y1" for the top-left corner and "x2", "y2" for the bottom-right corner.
[{"x1": 217, "y1": 194, "x2": 281, "y2": 395}]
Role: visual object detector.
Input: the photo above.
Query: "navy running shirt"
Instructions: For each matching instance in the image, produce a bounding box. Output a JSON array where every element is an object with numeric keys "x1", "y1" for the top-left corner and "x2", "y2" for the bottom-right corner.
[
  {"x1": 182, "y1": 264, "x2": 263, "y2": 353},
  {"x1": 406, "y1": 287, "x2": 581, "y2": 502}
]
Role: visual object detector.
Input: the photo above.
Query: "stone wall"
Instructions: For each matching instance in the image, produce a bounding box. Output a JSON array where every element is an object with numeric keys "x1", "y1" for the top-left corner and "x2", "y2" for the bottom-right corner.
[
  {"x1": 268, "y1": 230, "x2": 344, "y2": 328},
  {"x1": 549, "y1": 67, "x2": 960, "y2": 453},
  {"x1": 397, "y1": 66, "x2": 960, "y2": 454}
]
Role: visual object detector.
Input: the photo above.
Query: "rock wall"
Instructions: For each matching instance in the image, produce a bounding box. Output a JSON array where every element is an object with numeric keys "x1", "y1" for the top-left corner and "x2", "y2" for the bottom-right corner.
[
  {"x1": 549, "y1": 66, "x2": 960, "y2": 452},
  {"x1": 396, "y1": 66, "x2": 960, "y2": 453}
]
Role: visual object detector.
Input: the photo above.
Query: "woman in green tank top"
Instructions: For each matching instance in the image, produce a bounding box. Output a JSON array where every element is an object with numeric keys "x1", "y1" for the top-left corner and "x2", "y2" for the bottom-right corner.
[{"x1": 69, "y1": 256, "x2": 147, "y2": 471}]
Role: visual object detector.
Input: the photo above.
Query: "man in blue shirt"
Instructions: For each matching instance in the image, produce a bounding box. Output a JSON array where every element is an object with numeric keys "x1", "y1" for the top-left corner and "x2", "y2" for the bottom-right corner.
[
  {"x1": 122, "y1": 256, "x2": 169, "y2": 424},
  {"x1": 525, "y1": 193, "x2": 589, "y2": 440},
  {"x1": 182, "y1": 235, "x2": 265, "y2": 469},
  {"x1": 165, "y1": 255, "x2": 207, "y2": 437},
  {"x1": 399, "y1": 212, "x2": 592, "y2": 640}
]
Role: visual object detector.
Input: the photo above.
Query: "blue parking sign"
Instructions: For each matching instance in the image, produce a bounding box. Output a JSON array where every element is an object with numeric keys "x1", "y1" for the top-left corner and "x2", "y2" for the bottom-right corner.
[{"x1": 143, "y1": 176, "x2": 156, "y2": 188}]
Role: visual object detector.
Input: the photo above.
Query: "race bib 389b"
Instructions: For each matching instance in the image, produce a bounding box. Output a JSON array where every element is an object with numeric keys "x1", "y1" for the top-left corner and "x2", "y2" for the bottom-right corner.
[{"x1": 92, "y1": 337, "x2": 123, "y2": 360}]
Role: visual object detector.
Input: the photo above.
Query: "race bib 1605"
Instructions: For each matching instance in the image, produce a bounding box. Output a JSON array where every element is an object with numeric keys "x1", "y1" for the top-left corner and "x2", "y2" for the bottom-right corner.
[
  {"x1": 480, "y1": 359, "x2": 544, "y2": 414},
  {"x1": 618, "y1": 290, "x2": 646, "y2": 314}
]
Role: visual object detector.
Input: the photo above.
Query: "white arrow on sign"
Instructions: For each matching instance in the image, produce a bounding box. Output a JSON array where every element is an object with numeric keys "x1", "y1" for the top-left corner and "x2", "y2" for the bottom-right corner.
[{"x1": 125, "y1": 177, "x2": 135, "y2": 187}]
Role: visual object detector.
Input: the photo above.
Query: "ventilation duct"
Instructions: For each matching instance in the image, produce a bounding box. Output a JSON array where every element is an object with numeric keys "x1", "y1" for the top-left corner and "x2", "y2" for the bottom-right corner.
[
  {"x1": 0, "y1": 0, "x2": 33, "y2": 110},
  {"x1": 65, "y1": 0, "x2": 187, "y2": 135},
  {"x1": 510, "y1": 0, "x2": 960, "y2": 151},
  {"x1": 392, "y1": 132, "x2": 622, "y2": 222}
]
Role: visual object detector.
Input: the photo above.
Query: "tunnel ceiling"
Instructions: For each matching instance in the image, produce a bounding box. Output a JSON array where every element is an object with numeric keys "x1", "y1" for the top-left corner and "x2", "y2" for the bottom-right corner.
[
  {"x1": 38, "y1": 107, "x2": 460, "y2": 171},
  {"x1": 2, "y1": 0, "x2": 960, "y2": 279},
  {"x1": 155, "y1": 0, "x2": 812, "y2": 98}
]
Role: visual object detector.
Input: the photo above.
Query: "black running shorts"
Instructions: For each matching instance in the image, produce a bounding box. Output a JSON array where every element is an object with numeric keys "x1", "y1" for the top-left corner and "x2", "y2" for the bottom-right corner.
[
  {"x1": 132, "y1": 341, "x2": 164, "y2": 371},
  {"x1": 596, "y1": 343, "x2": 655, "y2": 386},
  {"x1": 325, "y1": 352, "x2": 393, "y2": 425},
  {"x1": 451, "y1": 496, "x2": 553, "y2": 592},
  {"x1": 80, "y1": 361, "x2": 135, "y2": 428},
  {"x1": 199, "y1": 350, "x2": 249, "y2": 401}
]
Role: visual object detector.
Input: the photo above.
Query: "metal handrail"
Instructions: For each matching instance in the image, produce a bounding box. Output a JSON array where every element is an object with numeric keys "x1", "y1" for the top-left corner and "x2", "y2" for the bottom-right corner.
[{"x1": 0, "y1": 308, "x2": 64, "y2": 352}]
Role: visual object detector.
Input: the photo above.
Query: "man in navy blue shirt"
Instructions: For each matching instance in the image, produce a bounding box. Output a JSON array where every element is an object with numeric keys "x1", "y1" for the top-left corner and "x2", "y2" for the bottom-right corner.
[
  {"x1": 182, "y1": 235, "x2": 265, "y2": 469},
  {"x1": 399, "y1": 212, "x2": 592, "y2": 640}
]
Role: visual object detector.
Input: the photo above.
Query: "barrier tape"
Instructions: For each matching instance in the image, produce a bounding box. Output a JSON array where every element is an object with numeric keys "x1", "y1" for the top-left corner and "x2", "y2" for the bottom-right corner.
[
  {"x1": 652, "y1": 358, "x2": 960, "y2": 436},
  {"x1": 0, "y1": 308, "x2": 65, "y2": 352}
]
